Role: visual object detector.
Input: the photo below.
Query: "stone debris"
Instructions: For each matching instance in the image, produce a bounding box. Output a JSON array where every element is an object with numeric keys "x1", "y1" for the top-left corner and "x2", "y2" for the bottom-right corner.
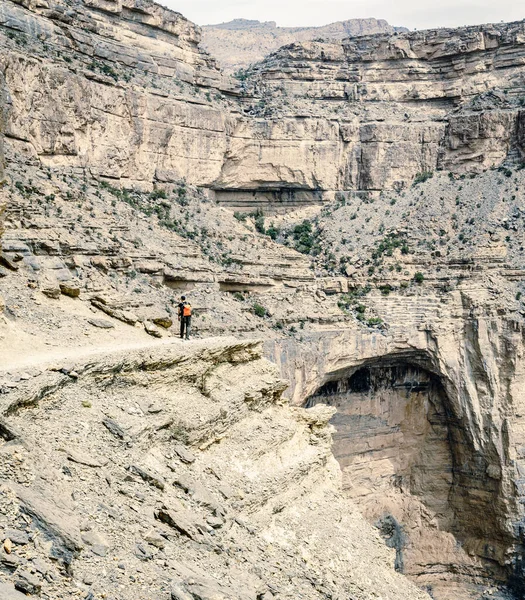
[
  {"x1": 66, "y1": 449, "x2": 108, "y2": 468},
  {"x1": 144, "y1": 320, "x2": 163, "y2": 338},
  {"x1": 14, "y1": 569, "x2": 42, "y2": 596},
  {"x1": 0, "y1": 417, "x2": 22, "y2": 441},
  {"x1": 0, "y1": 582, "x2": 29, "y2": 600},
  {"x1": 59, "y1": 282, "x2": 81, "y2": 298},
  {"x1": 4, "y1": 529, "x2": 30, "y2": 545},
  {"x1": 154, "y1": 508, "x2": 204, "y2": 542},
  {"x1": 128, "y1": 464, "x2": 165, "y2": 490},
  {"x1": 173, "y1": 445, "x2": 197, "y2": 464},
  {"x1": 102, "y1": 417, "x2": 127, "y2": 440},
  {"x1": 3, "y1": 537, "x2": 13, "y2": 553},
  {"x1": 87, "y1": 318, "x2": 115, "y2": 329},
  {"x1": 0, "y1": 341, "x2": 432, "y2": 600}
]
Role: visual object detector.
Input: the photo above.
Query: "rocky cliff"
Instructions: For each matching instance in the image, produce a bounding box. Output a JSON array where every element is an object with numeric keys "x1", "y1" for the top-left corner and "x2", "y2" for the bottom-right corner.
[
  {"x1": 3, "y1": 0, "x2": 525, "y2": 212},
  {"x1": 2, "y1": 1, "x2": 525, "y2": 599},
  {"x1": 201, "y1": 18, "x2": 405, "y2": 73},
  {"x1": 225, "y1": 21, "x2": 525, "y2": 207},
  {"x1": 0, "y1": 338, "x2": 431, "y2": 600},
  {"x1": 267, "y1": 283, "x2": 525, "y2": 598}
]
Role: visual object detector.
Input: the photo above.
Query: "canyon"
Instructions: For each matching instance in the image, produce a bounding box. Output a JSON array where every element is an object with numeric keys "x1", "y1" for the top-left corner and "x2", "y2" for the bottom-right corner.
[{"x1": 1, "y1": 1, "x2": 525, "y2": 599}]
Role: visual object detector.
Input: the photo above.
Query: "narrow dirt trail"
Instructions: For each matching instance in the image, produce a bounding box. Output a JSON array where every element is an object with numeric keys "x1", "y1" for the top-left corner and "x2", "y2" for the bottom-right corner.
[{"x1": 0, "y1": 331, "x2": 233, "y2": 375}]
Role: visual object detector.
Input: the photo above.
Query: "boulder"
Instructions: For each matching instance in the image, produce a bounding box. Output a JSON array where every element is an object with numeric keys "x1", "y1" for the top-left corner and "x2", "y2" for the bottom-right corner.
[{"x1": 60, "y1": 281, "x2": 81, "y2": 298}]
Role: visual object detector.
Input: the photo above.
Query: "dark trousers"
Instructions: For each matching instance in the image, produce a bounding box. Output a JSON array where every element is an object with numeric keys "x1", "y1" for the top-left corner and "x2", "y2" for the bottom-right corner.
[{"x1": 180, "y1": 316, "x2": 191, "y2": 339}]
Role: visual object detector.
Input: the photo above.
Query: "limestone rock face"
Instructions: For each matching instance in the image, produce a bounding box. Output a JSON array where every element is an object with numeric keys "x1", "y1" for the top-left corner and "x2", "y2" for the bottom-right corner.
[
  {"x1": 3, "y1": 0, "x2": 525, "y2": 213},
  {"x1": 267, "y1": 284, "x2": 525, "y2": 597},
  {"x1": 0, "y1": 0, "x2": 225, "y2": 188},
  {"x1": 4, "y1": 3, "x2": 525, "y2": 598},
  {"x1": 0, "y1": 68, "x2": 7, "y2": 313},
  {"x1": 234, "y1": 21, "x2": 525, "y2": 199},
  {"x1": 202, "y1": 18, "x2": 405, "y2": 72}
]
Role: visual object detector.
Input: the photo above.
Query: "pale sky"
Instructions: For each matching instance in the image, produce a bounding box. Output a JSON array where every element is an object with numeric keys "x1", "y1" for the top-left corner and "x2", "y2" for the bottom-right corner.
[{"x1": 159, "y1": 0, "x2": 523, "y2": 30}]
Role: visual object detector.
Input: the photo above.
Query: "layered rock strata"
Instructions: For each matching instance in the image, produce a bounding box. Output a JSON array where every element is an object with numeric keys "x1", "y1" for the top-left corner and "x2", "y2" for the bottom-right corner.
[
  {"x1": 0, "y1": 338, "x2": 431, "y2": 600},
  {"x1": 202, "y1": 17, "x2": 405, "y2": 72},
  {"x1": 0, "y1": 0, "x2": 225, "y2": 188},
  {"x1": 3, "y1": 1, "x2": 525, "y2": 599},
  {"x1": 267, "y1": 282, "x2": 525, "y2": 597},
  {"x1": 0, "y1": 68, "x2": 7, "y2": 313},
  {"x1": 3, "y1": 0, "x2": 525, "y2": 213},
  {"x1": 225, "y1": 21, "x2": 525, "y2": 205}
]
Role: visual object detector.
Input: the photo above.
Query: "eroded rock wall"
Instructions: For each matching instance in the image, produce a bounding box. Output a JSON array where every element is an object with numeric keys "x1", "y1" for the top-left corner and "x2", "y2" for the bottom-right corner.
[
  {"x1": 0, "y1": 338, "x2": 432, "y2": 600},
  {"x1": 3, "y1": 1, "x2": 525, "y2": 212},
  {"x1": 0, "y1": 68, "x2": 7, "y2": 314},
  {"x1": 267, "y1": 286, "x2": 525, "y2": 595},
  {"x1": 223, "y1": 21, "x2": 525, "y2": 203},
  {"x1": 0, "y1": 0, "x2": 227, "y2": 188},
  {"x1": 202, "y1": 18, "x2": 405, "y2": 72}
]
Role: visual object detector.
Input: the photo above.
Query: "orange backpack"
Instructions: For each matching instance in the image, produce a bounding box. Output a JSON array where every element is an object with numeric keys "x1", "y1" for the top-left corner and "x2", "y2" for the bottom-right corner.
[{"x1": 182, "y1": 303, "x2": 192, "y2": 317}]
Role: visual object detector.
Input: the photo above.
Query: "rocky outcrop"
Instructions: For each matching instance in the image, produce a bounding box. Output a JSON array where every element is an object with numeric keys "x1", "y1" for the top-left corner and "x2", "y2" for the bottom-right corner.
[
  {"x1": 0, "y1": 338, "x2": 431, "y2": 600},
  {"x1": 253, "y1": 23, "x2": 525, "y2": 102},
  {"x1": 3, "y1": 2, "x2": 525, "y2": 598},
  {"x1": 3, "y1": 0, "x2": 525, "y2": 213},
  {"x1": 266, "y1": 283, "x2": 525, "y2": 597},
  {"x1": 227, "y1": 21, "x2": 525, "y2": 200},
  {"x1": 202, "y1": 18, "x2": 405, "y2": 72},
  {"x1": 0, "y1": 68, "x2": 7, "y2": 313}
]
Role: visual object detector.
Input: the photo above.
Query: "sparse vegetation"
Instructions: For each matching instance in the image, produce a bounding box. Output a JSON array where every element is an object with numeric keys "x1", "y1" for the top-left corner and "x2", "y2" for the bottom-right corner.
[
  {"x1": 252, "y1": 303, "x2": 268, "y2": 318},
  {"x1": 413, "y1": 171, "x2": 434, "y2": 185},
  {"x1": 254, "y1": 211, "x2": 266, "y2": 234}
]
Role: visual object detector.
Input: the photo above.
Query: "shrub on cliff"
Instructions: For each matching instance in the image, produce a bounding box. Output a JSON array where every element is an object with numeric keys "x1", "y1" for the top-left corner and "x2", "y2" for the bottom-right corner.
[
  {"x1": 254, "y1": 211, "x2": 266, "y2": 234},
  {"x1": 413, "y1": 171, "x2": 434, "y2": 185},
  {"x1": 252, "y1": 303, "x2": 267, "y2": 317}
]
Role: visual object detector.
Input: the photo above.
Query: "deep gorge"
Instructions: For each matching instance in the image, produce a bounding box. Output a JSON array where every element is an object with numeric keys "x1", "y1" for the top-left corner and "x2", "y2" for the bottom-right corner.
[{"x1": 2, "y1": 2, "x2": 525, "y2": 599}]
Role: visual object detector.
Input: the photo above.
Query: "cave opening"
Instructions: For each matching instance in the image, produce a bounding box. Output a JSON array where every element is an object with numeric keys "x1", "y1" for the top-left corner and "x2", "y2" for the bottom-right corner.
[{"x1": 305, "y1": 356, "x2": 512, "y2": 597}]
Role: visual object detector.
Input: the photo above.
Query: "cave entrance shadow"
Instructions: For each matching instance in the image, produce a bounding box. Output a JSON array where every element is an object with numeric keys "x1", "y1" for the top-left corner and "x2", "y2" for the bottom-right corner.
[{"x1": 304, "y1": 351, "x2": 513, "y2": 592}]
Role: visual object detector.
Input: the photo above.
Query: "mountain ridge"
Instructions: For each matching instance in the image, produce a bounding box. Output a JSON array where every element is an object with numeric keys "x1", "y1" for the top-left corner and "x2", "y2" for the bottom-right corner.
[{"x1": 201, "y1": 17, "x2": 407, "y2": 72}]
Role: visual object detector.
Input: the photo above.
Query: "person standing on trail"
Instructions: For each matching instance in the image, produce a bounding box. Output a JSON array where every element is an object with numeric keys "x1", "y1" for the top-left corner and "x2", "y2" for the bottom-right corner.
[{"x1": 178, "y1": 295, "x2": 192, "y2": 340}]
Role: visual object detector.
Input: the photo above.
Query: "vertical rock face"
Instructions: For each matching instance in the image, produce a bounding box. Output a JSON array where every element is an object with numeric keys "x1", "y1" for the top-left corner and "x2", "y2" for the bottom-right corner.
[
  {"x1": 2, "y1": 1, "x2": 525, "y2": 212},
  {"x1": 0, "y1": 0, "x2": 226, "y2": 188},
  {"x1": 307, "y1": 365, "x2": 461, "y2": 583},
  {"x1": 268, "y1": 289, "x2": 525, "y2": 597},
  {"x1": 223, "y1": 21, "x2": 525, "y2": 208}
]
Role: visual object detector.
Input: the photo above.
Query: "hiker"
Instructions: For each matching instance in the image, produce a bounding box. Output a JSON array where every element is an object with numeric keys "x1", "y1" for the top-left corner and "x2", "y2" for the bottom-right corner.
[{"x1": 178, "y1": 295, "x2": 192, "y2": 340}]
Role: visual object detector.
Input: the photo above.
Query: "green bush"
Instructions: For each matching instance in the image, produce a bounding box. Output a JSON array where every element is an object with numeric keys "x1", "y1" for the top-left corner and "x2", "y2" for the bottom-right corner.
[
  {"x1": 149, "y1": 188, "x2": 167, "y2": 200},
  {"x1": 266, "y1": 223, "x2": 280, "y2": 240},
  {"x1": 413, "y1": 272, "x2": 425, "y2": 284},
  {"x1": 367, "y1": 317, "x2": 383, "y2": 327},
  {"x1": 233, "y1": 68, "x2": 249, "y2": 81},
  {"x1": 254, "y1": 211, "x2": 266, "y2": 234},
  {"x1": 413, "y1": 171, "x2": 434, "y2": 185},
  {"x1": 252, "y1": 303, "x2": 267, "y2": 318}
]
